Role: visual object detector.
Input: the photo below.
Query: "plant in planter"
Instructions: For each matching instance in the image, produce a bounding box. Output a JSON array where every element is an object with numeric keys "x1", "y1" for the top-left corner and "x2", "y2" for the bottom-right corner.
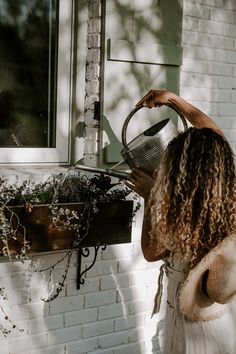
[{"x1": 0, "y1": 170, "x2": 139, "y2": 335}]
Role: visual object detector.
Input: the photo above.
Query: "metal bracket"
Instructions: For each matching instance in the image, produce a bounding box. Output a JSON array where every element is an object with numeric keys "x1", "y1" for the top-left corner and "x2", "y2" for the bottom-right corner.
[{"x1": 77, "y1": 245, "x2": 107, "y2": 289}]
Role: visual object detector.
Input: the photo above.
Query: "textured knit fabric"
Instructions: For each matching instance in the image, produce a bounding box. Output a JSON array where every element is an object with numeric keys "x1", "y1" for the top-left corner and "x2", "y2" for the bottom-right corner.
[{"x1": 163, "y1": 255, "x2": 236, "y2": 354}]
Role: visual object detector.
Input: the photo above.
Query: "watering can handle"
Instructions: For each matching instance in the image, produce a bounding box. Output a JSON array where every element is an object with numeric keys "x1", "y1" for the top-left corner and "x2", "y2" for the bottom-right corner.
[{"x1": 121, "y1": 104, "x2": 188, "y2": 148}]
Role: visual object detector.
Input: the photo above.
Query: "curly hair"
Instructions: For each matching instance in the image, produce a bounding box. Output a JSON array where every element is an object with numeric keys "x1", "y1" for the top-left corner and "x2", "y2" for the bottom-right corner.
[{"x1": 148, "y1": 127, "x2": 236, "y2": 268}]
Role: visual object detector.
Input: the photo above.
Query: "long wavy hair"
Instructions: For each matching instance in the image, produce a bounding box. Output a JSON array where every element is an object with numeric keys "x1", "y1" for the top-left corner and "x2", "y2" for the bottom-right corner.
[{"x1": 148, "y1": 127, "x2": 236, "y2": 267}]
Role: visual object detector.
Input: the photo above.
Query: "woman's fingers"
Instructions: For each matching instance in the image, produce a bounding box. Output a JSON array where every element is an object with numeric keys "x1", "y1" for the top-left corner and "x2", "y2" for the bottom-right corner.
[
  {"x1": 135, "y1": 90, "x2": 154, "y2": 107},
  {"x1": 125, "y1": 169, "x2": 155, "y2": 200},
  {"x1": 135, "y1": 90, "x2": 170, "y2": 109},
  {"x1": 135, "y1": 91, "x2": 157, "y2": 109}
]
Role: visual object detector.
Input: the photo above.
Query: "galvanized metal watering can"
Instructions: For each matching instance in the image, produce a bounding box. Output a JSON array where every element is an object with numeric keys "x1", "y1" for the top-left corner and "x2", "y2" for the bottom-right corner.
[
  {"x1": 119, "y1": 105, "x2": 188, "y2": 175},
  {"x1": 76, "y1": 105, "x2": 188, "y2": 178}
]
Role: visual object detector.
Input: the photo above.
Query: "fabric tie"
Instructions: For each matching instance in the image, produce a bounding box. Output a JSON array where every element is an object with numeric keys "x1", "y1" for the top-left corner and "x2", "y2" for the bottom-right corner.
[{"x1": 152, "y1": 262, "x2": 166, "y2": 317}]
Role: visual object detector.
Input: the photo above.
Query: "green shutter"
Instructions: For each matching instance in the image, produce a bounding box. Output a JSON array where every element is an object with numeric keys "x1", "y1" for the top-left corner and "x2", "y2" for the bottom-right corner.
[{"x1": 101, "y1": 0, "x2": 183, "y2": 165}]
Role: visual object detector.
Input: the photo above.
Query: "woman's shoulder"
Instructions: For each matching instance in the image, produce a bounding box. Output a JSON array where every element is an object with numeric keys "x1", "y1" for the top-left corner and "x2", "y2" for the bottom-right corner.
[{"x1": 179, "y1": 233, "x2": 236, "y2": 321}]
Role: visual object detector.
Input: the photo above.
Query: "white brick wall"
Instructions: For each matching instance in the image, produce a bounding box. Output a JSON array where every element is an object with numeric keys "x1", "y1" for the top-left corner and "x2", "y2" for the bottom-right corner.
[
  {"x1": 0, "y1": 1, "x2": 236, "y2": 354},
  {"x1": 181, "y1": 0, "x2": 236, "y2": 154}
]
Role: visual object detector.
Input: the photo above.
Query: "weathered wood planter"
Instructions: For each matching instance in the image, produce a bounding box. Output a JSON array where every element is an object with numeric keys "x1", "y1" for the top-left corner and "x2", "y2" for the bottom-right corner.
[{"x1": 2, "y1": 200, "x2": 134, "y2": 255}]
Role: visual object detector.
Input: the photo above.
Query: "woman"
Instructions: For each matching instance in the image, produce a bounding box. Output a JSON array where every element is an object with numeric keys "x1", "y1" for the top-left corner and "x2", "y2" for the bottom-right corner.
[{"x1": 125, "y1": 90, "x2": 236, "y2": 354}]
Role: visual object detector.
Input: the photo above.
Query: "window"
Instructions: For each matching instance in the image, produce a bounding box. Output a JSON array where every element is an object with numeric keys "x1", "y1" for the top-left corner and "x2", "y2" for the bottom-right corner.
[{"x1": 0, "y1": 0, "x2": 73, "y2": 164}]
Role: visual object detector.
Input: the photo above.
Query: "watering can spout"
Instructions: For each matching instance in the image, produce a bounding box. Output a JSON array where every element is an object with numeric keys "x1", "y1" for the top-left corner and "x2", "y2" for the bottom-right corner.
[{"x1": 74, "y1": 163, "x2": 130, "y2": 180}]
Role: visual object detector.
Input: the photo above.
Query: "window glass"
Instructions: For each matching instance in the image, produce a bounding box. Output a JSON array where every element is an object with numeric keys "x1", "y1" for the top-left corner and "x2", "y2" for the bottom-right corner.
[{"x1": 0, "y1": 0, "x2": 58, "y2": 147}]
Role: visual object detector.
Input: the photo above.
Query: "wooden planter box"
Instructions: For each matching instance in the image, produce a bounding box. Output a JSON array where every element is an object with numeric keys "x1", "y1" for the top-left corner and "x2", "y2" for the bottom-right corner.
[{"x1": 2, "y1": 200, "x2": 134, "y2": 255}]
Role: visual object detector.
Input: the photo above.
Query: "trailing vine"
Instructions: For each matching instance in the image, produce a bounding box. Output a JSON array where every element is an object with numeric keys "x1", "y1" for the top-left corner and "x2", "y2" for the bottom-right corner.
[{"x1": 0, "y1": 169, "x2": 140, "y2": 334}]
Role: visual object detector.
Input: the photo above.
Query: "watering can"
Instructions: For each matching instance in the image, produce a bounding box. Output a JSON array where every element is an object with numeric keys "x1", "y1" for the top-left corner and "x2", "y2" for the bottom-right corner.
[
  {"x1": 118, "y1": 105, "x2": 188, "y2": 175},
  {"x1": 75, "y1": 104, "x2": 188, "y2": 179}
]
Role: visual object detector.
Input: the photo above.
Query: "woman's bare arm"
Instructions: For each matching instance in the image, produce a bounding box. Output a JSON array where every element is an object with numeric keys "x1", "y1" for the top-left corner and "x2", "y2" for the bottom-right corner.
[
  {"x1": 141, "y1": 200, "x2": 170, "y2": 262},
  {"x1": 125, "y1": 169, "x2": 170, "y2": 261},
  {"x1": 136, "y1": 90, "x2": 223, "y2": 135}
]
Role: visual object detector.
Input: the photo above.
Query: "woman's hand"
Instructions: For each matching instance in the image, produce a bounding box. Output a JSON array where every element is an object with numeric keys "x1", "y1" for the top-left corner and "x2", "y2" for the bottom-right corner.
[
  {"x1": 135, "y1": 90, "x2": 173, "y2": 109},
  {"x1": 135, "y1": 89, "x2": 223, "y2": 134},
  {"x1": 125, "y1": 169, "x2": 155, "y2": 201}
]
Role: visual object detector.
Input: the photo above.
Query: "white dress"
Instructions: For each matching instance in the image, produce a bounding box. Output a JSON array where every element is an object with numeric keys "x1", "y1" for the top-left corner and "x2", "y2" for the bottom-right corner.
[{"x1": 162, "y1": 254, "x2": 236, "y2": 354}]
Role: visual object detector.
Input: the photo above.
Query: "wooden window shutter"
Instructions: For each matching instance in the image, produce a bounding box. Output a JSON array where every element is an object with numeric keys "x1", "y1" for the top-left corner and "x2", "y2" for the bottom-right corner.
[{"x1": 101, "y1": 0, "x2": 183, "y2": 164}]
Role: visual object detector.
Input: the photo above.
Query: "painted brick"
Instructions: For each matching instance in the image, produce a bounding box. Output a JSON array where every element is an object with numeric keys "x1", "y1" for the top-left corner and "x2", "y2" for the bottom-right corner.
[
  {"x1": 231, "y1": 91, "x2": 236, "y2": 102},
  {"x1": 191, "y1": 73, "x2": 219, "y2": 88},
  {"x1": 84, "y1": 109, "x2": 96, "y2": 122},
  {"x1": 98, "y1": 303, "x2": 124, "y2": 320},
  {"x1": 184, "y1": 3, "x2": 211, "y2": 19},
  {"x1": 180, "y1": 72, "x2": 195, "y2": 87},
  {"x1": 100, "y1": 273, "x2": 131, "y2": 290},
  {"x1": 49, "y1": 295, "x2": 84, "y2": 315},
  {"x1": 101, "y1": 243, "x2": 134, "y2": 260},
  {"x1": 223, "y1": 129, "x2": 236, "y2": 141},
  {"x1": 219, "y1": 103, "x2": 236, "y2": 115},
  {"x1": 83, "y1": 260, "x2": 118, "y2": 277},
  {"x1": 30, "y1": 284, "x2": 66, "y2": 303},
  {"x1": 232, "y1": 67, "x2": 236, "y2": 77},
  {"x1": 188, "y1": 0, "x2": 223, "y2": 6},
  {"x1": 85, "y1": 127, "x2": 99, "y2": 141},
  {"x1": 84, "y1": 140, "x2": 99, "y2": 154},
  {"x1": 224, "y1": 50, "x2": 236, "y2": 64},
  {"x1": 0, "y1": 261, "x2": 30, "y2": 274},
  {"x1": 87, "y1": 34, "x2": 101, "y2": 48},
  {"x1": 85, "y1": 290, "x2": 116, "y2": 308},
  {"x1": 126, "y1": 299, "x2": 154, "y2": 315},
  {"x1": 84, "y1": 154, "x2": 99, "y2": 167},
  {"x1": 10, "y1": 302, "x2": 49, "y2": 321},
  {"x1": 210, "y1": 8, "x2": 234, "y2": 23},
  {"x1": 118, "y1": 258, "x2": 148, "y2": 273},
  {"x1": 224, "y1": 0, "x2": 236, "y2": 10},
  {"x1": 209, "y1": 89, "x2": 231, "y2": 102},
  {"x1": 180, "y1": 58, "x2": 208, "y2": 73},
  {"x1": 211, "y1": 116, "x2": 231, "y2": 129},
  {"x1": 88, "y1": 19, "x2": 101, "y2": 34},
  {"x1": 180, "y1": 87, "x2": 208, "y2": 101},
  {"x1": 0, "y1": 340, "x2": 10, "y2": 354},
  {"x1": 9, "y1": 333, "x2": 47, "y2": 353},
  {"x1": 66, "y1": 338, "x2": 98, "y2": 354},
  {"x1": 29, "y1": 344, "x2": 66, "y2": 354},
  {"x1": 114, "y1": 313, "x2": 144, "y2": 331},
  {"x1": 188, "y1": 101, "x2": 219, "y2": 116},
  {"x1": 98, "y1": 331, "x2": 129, "y2": 349},
  {"x1": 182, "y1": 30, "x2": 210, "y2": 46},
  {"x1": 219, "y1": 76, "x2": 236, "y2": 89},
  {"x1": 113, "y1": 342, "x2": 142, "y2": 354},
  {"x1": 208, "y1": 62, "x2": 233, "y2": 76},
  {"x1": 182, "y1": 16, "x2": 198, "y2": 30},
  {"x1": 82, "y1": 319, "x2": 114, "y2": 338},
  {"x1": 223, "y1": 23, "x2": 236, "y2": 37},
  {"x1": 88, "y1": 0, "x2": 101, "y2": 18},
  {"x1": 64, "y1": 308, "x2": 97, "y2": 327},
  {"x1": 90, "y1": 349, "x2": 113, "y2": 354},
  {"x1": 67, "y1": 277, "x2": 100, "y2": 296},
  {"x1": 198, "y1": 18, "x2": 222, "y2": 34},
  {"x1": 28, "y1": 314, "x2": 64, "y2": 334},
  {"x1": 131, "y1": 268, "x2": 160, "y2": 287},
  {"x1": 33, "y1": 252, "x2": 72, "y2": 270},
  {"x1": 1, "y1": 285, "x2": 29, "y2": 306},
  {"x1": 85, "y1": 80, "x2": 100, "y2": 95},
  {"x1": 117, "y1": 285, "x2": 148, "y2": 303},
  {"x1": 46, "y1": 326, "x2": 82, "y2": 346},
  {"x1": 210, "y1": 35, "x2": 234, "y2": 50},
  {"x1": 197, "y1": 47, "x2": 222, "y2": 61}
]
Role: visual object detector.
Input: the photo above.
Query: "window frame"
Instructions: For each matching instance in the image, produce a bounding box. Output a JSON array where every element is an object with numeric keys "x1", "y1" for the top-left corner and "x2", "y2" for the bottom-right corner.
[{"x1": 0, "y1": 0, "x2": 73, "y2": 165}]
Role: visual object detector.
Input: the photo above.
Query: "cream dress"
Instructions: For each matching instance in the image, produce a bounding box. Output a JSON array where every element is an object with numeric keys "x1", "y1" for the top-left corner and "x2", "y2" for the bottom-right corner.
[{"x1": 162, "y1": 254, "x2": 236, "y2": 354}]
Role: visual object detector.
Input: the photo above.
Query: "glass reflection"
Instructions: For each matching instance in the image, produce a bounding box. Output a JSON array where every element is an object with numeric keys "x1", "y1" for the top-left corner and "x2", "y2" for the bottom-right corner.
[{"x1": 0, "y1": 0, "x2": 58, "y2": 147}]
